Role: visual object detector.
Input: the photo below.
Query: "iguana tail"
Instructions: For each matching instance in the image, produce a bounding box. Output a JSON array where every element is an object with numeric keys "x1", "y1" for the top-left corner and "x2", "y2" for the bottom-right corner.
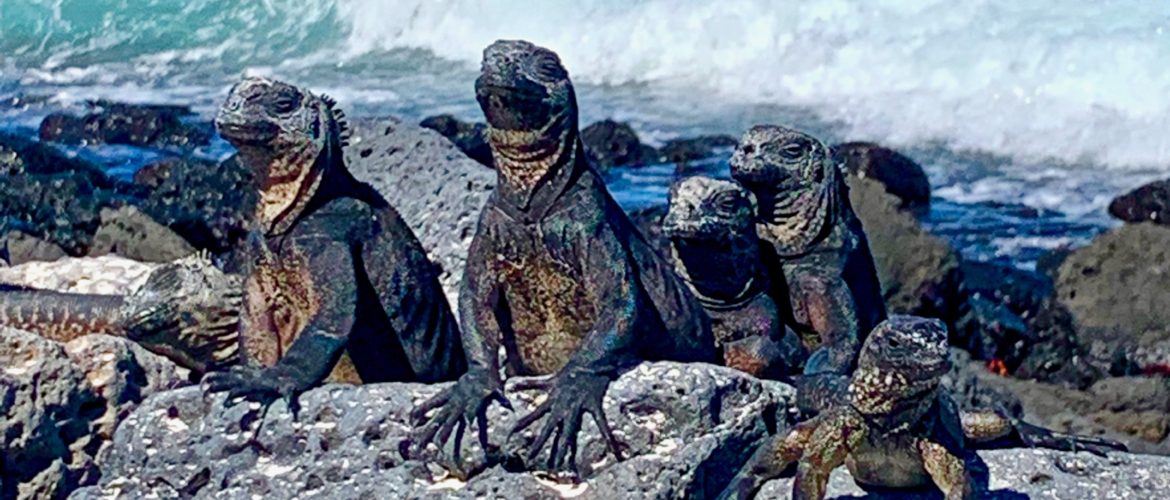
[{"x1": 0, "y1": 287, "x2": 124, "y2": 341}]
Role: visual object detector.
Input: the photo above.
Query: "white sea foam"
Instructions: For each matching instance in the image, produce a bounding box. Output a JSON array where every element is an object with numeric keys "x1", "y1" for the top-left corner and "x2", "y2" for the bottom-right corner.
[{"x1": 332, "y1": 0, "x2": 1170, "y2": 170}]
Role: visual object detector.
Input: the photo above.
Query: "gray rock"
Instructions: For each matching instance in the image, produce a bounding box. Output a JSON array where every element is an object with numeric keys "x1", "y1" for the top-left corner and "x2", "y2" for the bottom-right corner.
[
  {"x1": 344, "y1": 118, "x2": 496, "y2": 308},
  {"x1": 756, "y1": 448, "x2": 1170, "y2": 499},
  {"x1": 77, "y1": 362, "x2": 795, "y2": 499},
  {"x1": 0, "y1": 328, "x2": 188, "y2": 499},
  {"x1": 419, "y1": 114, "x2": 493, "y2": 168},
  {"x1": 90, "y1": 206, "x2": 195, "y2": 262},
  {"x1": 581, "y1": 119, "x2": 656, "y2": 170},
  {"x1": 1054, "y1": 223, "x2": 1170, "y2": 371},
  {"x1": 2, "y1": 230, "x2": 68, "y2": 265},
  {"x1": 848, "y1": 176, "x2": 963, "y2": 323}
]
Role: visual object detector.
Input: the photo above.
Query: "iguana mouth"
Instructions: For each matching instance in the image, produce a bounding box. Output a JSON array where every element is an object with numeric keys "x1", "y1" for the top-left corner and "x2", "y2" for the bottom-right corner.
[{"x1": 217, "y1": 121, "x2": 280, "y2": 146}]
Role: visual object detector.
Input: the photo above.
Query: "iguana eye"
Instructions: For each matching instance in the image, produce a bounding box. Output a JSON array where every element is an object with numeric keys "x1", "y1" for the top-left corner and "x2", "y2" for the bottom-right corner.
[
  {"x1": 714, "y1": 192, "x2": 743, "y2": 213},
  {"x1": 273, "y1": 94, "x2": 298, "y2": 113},
  {"x1": 535, "y1": 55, "x2": 565, "y2": 80},
  {"x1": 777, "y1": 140, "x2": 808, "y2": 160}
]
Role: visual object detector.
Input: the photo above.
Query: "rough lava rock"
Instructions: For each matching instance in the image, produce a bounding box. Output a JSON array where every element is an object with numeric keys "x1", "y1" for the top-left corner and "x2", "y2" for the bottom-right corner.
[
  {"x1": 75, "y1": 362, "x2": 795, "y2": 499},
  {"x1": 656, "y1": 135, "x2": 737, "y2": 165},
  {"x1": 1, "y1": 230, "x2": 68, "y2": 266},
  {"x1": 38, "y1": 102, "x2": 211, "y2": 149},
  {"x1": 0, "y1": 328, "x2": 189, "y2": 499},
  {"x1": 89, "y1": 206, "x2": 195, "y2": 262},
  {"x1": 1108, "y1": 178, "x2": 1170, "y2": 225},
  {"x1": 834, "y1": 142, "x2": 932, "y2": 212},
  {"x1": 136, "y1": 156, "x2": 257, "y2": 254},
  {"x1": 1054, "y1": 223, "x2": 1170, "y2": 373},
  {"x1": 581, "y1": 119, "x2": 657, "y2": 170},
  {"x1": 847, "y1": 176, "x2": 963, "y2": 323},
  {"x1": 419, "y1": 114, "x2": 493, "y2": 168},
  {"x1": 756, "y1": 448, "x2": 1170, "y2": 499},
  {"x1": 0, "y1": 255, "x2": 159, "y2": 295},
  {"x1": 344, "y1": 118, "x2": 495, "y2": 307}
]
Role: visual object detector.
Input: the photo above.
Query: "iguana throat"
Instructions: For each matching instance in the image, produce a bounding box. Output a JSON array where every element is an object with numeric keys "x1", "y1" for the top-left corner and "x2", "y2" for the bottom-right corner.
[{"x1": 477, "y1": 40, "x2": 581, "y2": 214}]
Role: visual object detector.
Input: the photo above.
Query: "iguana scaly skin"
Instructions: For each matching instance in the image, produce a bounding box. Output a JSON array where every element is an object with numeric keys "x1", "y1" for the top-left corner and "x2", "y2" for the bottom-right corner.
[
  {"x1": 720, "y1": 315, "x2": 1127, "y2": 500},
  {"x1": 0, "y1": 252, "x2": 244, "y2": 374},
  {"x1": 203, "y1": 77, "x2": 466, "y2": 405},
  {"x1": 663, "y1": 176, "x2": 805, "y2": 379},
  {"x1": 412, "y1": 40, "x2": 716, "y2": 473},
  {"x1": 730, "y1": 125, "x2": 886, "y2": 380}
]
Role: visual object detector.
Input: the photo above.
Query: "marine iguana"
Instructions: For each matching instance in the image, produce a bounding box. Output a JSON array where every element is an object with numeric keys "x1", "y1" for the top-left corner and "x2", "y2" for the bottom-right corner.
[
  {"x1": 0, "y1": 252, "x2": 243, "y2": 373},
  {"x1": 719, "y1": 315, "x2": 1127, "y2": 500},
  {"x1": 729, "y1": 125, "x2": 886, "y2": 378},
  {"x1": 662, "y1": 176, "x2": 806, "y2": 379},
  {"x1": 412, "y1": 40, "x2": 716, "y2": 473},
  {"x1": 202, "y1": 77, "x2": 466, "y2": 403}
]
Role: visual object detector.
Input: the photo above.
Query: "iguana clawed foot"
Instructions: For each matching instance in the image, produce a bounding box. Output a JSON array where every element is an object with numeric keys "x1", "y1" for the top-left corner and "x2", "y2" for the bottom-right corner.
[
  {"x1": 204, "y1": 365, "x2": 305, "y2": 420},
  {"x1": 410, "y1": 370, "x2": 512, "y2": 464},
  {"x1": 508, "y1": 370, "x2": 625, "y2": 474}
]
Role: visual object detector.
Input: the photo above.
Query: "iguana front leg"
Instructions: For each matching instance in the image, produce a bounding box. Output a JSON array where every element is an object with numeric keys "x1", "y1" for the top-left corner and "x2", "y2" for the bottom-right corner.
[
  {"x1": 718, "y1": 416, "x2": 821, "y2": 500},
  {"x1": 918, "y1": 439, "x2": 974, "y2": 500},
  {"x1": 793, "y1": 409, "x2": 865, "y2": 500},
  {"x1": 411, "y1": 228, "x2": 511, "y2": 464},
  {"x1": 960, "y1": 409, "x2": 1126, "y2": 456},
  {"x1": 204, "y1": 240, "x2": 357, "y2": 416},
  {"x1": 509, "y1": 222, "x2": 640, "y2": 472}
]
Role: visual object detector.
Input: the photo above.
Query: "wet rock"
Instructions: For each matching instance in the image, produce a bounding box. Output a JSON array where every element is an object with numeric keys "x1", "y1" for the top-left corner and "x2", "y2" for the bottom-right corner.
[
  {"x1": 848, "y1": 176, "x2": 963, "y2": 323},
  {"x1": 0, "y1": 132, "x2": 115, "y2": 186},
  {"x1": 0, "y1": 328, "x2": 188, "y2": 499},
  {"x1": 581, "y1": 119, "x2": 657, "y2": 170},
  {"x1": 656, "y1": 135, "x2": 737, "y2": 165},
  {"x1": 834, "y1": 142, "x2": 931, "y2": 212},
  {"x1": 78, "y1": 362, "x2": 795, "y2": 499},
  {"x1": 345, "y1": 118, "x2": 495, "y2": 307},
  {"x1": 1054, "y1": 223, "x2": 1170, "y2": 374},
  {"x1": 39, "y1": 102, "x2": 211, "y2": 149},
  {"x1": 136, "y1": 156, "x2": 257, "y2": 254},
  {"x1": 90, "y1": 206, "x2": 194, "y2": 262},
  {"x1": 0, "y1": 174, "x2": 127, "y2": 256},
  {"x1": 756, "y1": 448, "x2": 1170, "y2": 499},
  {"x1": 419, "y1": 114, "x2": 493, "y2": 168},
  {"x1": 1109, "y1": 178, "x2": 1170, "y2": 225}
]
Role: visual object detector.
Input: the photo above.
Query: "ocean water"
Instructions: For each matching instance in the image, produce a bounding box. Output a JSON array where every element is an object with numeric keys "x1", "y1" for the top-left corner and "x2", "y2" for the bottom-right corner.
[{"x1": 2, "y1": 0, "x2": 1168, "y2": 268}]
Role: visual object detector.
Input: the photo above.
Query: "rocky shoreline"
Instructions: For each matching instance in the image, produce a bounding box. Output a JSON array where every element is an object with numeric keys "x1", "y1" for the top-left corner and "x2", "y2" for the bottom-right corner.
[{"x1": 2, "y1": 104, "x2": 1170, "y2": 497}]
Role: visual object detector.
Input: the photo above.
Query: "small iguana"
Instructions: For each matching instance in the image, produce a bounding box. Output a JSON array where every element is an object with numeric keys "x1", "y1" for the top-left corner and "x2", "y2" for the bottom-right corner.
[
  {"x1": 0, "y1": 252, "x2": 243, "y2": 373},
  {"x1": 662, "y1": 176, "x2": 806, "y2": 379},
  {"x1": 201, "y1": 77, "x2": 466, "y2": 404},
  {"x1": 719, "y1": 315, "x2": 1127, "y2": 500},
  {"x1": 729, "y1": 125, "x2": 887, "y2": 381},
  {"x1": 412, "y1": 40, "x2": 716, "y2": 473}
]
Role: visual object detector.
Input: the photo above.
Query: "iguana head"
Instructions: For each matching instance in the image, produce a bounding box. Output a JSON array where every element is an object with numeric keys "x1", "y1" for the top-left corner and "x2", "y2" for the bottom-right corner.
[
  {"x1": 121, "y1": 251, "x2": 245, "y2": 374},
  {"x1": 476, "y1": 40, "x2": 579, "y2": 207},
  {"x1": 215, "y1": 77, "x2": 350, "y2": 235},
  {"x1": 664, "y1": 176, "x2": 762, "y2": 307},
  {"x1": 849, "y1": 315, "x2": 950, "y2": 423},
  {"x1": 729, "y1": 125, "x2": 839, "y2": 256}
]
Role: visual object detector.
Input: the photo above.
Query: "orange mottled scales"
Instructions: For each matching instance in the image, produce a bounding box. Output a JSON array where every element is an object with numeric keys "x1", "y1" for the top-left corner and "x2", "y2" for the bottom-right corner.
[
  {"x1": 0, "y1": 291, "x2": 123, "y2": 341},
  {"x1": 496, "y1": 250, "x2": 596, "y2": 375}
]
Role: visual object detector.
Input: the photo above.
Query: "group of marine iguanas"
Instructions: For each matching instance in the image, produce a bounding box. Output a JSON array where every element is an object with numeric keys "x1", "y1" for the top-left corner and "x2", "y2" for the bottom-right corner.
[{"x1": 0, "y1": 39, "x2": 1126, "y2": 499}]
